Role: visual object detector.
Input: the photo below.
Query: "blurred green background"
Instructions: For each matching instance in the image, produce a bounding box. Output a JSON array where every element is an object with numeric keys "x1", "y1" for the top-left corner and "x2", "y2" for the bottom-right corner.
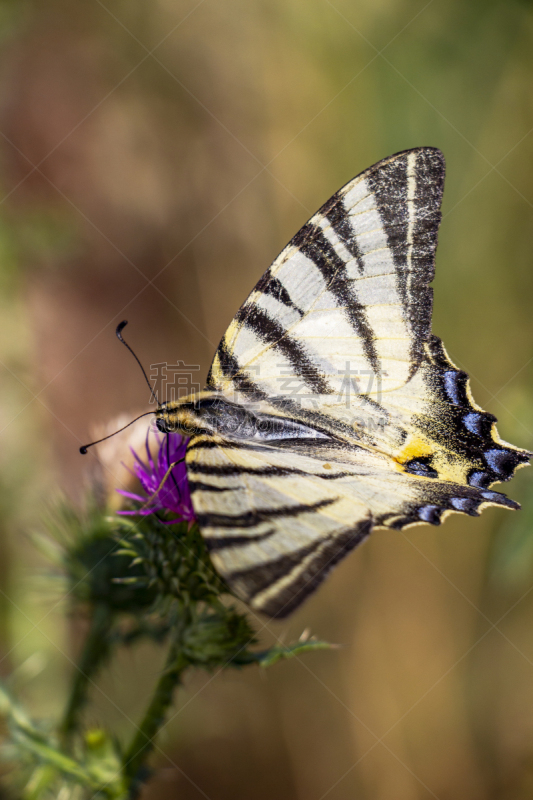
[{"x1": 1, "y1": 0, "x2": 533, "y2": 797}]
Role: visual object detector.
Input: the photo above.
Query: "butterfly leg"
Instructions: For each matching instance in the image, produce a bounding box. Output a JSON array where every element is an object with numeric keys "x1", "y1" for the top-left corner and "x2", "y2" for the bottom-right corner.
[{"x1": 138, "y1": 455, "x2": 186, "y2": 515}]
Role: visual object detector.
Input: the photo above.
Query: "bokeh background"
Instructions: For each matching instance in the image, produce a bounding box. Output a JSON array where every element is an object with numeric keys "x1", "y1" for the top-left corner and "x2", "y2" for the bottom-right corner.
[{"x1": 1, "y1": 0, "x2": 533, "y2": 797}]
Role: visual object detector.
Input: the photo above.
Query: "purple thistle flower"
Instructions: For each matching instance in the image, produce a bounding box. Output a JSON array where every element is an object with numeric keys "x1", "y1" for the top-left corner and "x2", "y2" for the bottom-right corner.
[{"x1": 117, "y1": 428, "x2": 195, "y2": 525}]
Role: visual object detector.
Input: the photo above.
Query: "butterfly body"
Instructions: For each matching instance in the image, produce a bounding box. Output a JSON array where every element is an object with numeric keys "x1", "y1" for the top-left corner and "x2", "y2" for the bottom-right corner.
[{"x1": 156, "y1": 147, "x2": 530, "y2": 618}]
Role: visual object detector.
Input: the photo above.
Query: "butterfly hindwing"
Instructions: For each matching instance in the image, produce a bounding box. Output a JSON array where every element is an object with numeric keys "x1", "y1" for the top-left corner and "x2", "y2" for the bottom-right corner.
[{"x1": 186, "y1": 427, "x2": 521, "y2": 618}]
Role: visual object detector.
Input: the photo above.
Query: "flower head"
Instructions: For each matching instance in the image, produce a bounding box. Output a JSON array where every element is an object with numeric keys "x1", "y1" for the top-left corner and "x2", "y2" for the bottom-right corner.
[{"x1": 117, "y1": 427, "x2": 195, "y2": 524}]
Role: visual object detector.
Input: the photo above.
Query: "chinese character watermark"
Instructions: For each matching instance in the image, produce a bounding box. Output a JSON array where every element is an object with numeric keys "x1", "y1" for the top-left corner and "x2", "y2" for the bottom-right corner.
[
  {"x1": 149, "y1": 361, "x2": 201, "y2": 404},
  {"x1": 150, "y1": 359, "x2": 388, "y2": 436}
]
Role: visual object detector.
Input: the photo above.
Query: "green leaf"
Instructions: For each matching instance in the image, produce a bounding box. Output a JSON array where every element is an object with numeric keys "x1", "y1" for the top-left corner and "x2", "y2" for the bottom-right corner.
[
  {"x1": 233, "y1": 637, "x2": 336, "y2": 668},
  {"x1": 0, "y1": 680, "x2": 127, "y2": 799}
]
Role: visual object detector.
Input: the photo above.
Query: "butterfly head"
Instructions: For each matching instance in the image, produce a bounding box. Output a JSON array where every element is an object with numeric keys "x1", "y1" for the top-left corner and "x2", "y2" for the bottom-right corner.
[
  {"x1": 155, "y1": 401, "x2": 196, "y2": 435},
  {"x1": 155, "y1": 391, "x2": 220, "y2": 437}
]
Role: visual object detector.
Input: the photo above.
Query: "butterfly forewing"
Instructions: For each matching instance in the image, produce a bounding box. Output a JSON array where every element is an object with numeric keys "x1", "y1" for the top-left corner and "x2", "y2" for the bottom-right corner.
[{"x1": 207, "y1": 147, "x2": 443, "y2": 405}]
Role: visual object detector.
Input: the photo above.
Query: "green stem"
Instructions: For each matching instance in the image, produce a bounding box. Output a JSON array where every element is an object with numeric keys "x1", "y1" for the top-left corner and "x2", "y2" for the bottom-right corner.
[
  {"x1": 123, "y1": 617, "x2": 189, "y2": 790},
  {"x1": 59, "y1": 603, "x2": 113, "y2": 744}
]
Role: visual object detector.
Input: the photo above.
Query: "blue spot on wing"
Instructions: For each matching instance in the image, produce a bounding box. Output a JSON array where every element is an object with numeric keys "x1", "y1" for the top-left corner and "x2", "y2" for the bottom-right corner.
[
  {"x1": 440, "y1": 365, "x2": 473, "y2": 408},
  {"x1": 481, "y1": 490, "x2": 520, "y2": 509},
  {"x1": 463, "y1": 412, "x2": 484, "y2": 436},
  {"x1": 418, "y1": 505, "x2": 442, "y2": 524},
  {"x1": 450, "y1": 497, "x2": 480, "y2": 514}
]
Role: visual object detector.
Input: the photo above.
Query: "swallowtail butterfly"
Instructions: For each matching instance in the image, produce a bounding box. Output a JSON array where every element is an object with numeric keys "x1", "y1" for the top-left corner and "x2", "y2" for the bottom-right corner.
[{"x1": 156, "y1": 147, "x2": 530, "y2": 618}]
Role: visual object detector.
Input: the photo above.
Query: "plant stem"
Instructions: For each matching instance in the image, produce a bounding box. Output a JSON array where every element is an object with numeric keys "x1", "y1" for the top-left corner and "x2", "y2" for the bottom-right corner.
[
  {"x1": 123, "y1": 617, "x2": 189, "y2": 791},
  {"x1": 59, "y1": 603, "x2": 113, "y2": 744}
]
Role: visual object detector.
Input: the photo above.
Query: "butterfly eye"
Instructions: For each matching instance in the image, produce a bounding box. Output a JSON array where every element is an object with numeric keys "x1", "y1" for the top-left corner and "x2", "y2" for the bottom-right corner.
[{"x1": 156, "y1": 417, "x2": 170, "y2": 433}]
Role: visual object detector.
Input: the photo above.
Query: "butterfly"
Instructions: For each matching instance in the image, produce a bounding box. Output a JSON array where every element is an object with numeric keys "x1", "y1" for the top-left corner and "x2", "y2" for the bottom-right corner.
[{"x1": 155, "y1": 147, "x2": 531, "y2": 618}]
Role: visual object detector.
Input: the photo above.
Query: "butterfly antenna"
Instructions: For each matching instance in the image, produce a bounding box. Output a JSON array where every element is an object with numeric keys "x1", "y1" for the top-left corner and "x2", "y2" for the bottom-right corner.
[
  {"x1": 116, "y1": 320, "x2": 159, "y2": 405},
  {"x1": 79, "y1": 411, "x2": 154, "y2": 454}
]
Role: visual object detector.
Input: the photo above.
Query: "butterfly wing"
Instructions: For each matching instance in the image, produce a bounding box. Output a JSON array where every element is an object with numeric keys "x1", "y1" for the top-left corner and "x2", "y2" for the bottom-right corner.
[
  {"x1": 186, "y1": 430, "x2": 521, "y2": 618},
  {"x1": 207, "y1": 147, "x2": 444, "y2": 404}
]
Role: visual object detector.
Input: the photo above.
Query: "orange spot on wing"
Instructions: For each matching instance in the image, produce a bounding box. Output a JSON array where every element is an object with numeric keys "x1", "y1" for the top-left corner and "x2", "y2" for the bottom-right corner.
[{"x1": 394, "y1": 437, "x2": 434, "y2": 465}]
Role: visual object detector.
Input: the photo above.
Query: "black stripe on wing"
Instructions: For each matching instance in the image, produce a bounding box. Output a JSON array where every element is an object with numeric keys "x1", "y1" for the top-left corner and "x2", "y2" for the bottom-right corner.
[
  {"x1": 205, "y1": 529, "x2": 277, "y2": 550},
  {"x1": 364, "y1": 152, "x2": 408, "y2": 282},
  {"x1": 196, "y1": 497, "x2": 336, "y2": 529},
  {"x1": 186, "y1": 480, "x2": 237, "y2": 493},
  {"x1": 411, "y1": 150, "x2": 445, "y2": 285},
  {"x1": 187, "y1": 440, "x2": 298, "y2": 454},
  {"x1": 228, "y1": 519, "x2": 372, "y2": 618},
  {"x1": 187, "y1": 460, "x2": 367, "y2": 481},
  {"x1": 325, "y1": 202, "x2": 366, "y2": 275},
  {"x1": 364, "y1": 148, "x2": 444, "y2": 369},
  {"x1": 292, "y1": 223, "x2": 380, "y2": 376},
  {"x1": 408, "y1": 149, "x2": 444, "y2": 358},
  {"x1": 188, "y1": 464, "x2": 298, "y2": 477},
  {"x1": 207, "y1": 338, "x2": 268, "y2": 399},
  {"x1": 235, "y1": 304, "x2": 332, "y2": 394},
  {"x1": 255, "y1": 270, "x2": 304, "y2": 317}
]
